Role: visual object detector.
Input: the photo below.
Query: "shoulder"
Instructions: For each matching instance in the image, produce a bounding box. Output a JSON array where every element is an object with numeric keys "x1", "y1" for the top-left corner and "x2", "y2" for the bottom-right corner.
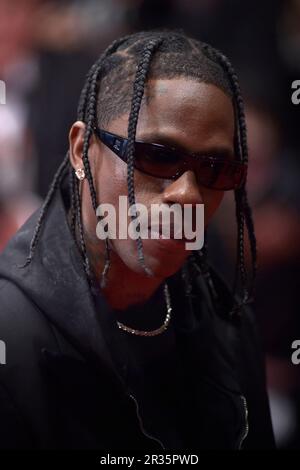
[
  {"x1": 0, "y1": 278, "x2": 64, "y2": 448},
  {"x1": 0, "y1": 279, "x2": 46, "y2": 448},
  {"x1": 0, "y1": 278, "x2": 59, "y2": 400},
  {"x1": 0, "y1": 278, "x2": 58, "y2": 384},
  {"x1": 0, "y1": 278, "x2": 55, "y2": 346}
]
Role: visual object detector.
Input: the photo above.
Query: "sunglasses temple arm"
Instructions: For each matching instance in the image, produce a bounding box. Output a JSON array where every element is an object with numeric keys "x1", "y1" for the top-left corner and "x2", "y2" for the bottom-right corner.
[{"x1": 95, "y1": 128, "x2": 128, "y2": 162}]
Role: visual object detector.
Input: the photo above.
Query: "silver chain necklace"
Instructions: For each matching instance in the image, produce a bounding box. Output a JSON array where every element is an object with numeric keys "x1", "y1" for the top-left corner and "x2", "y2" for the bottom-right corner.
[{"x1": 116, "y1": 283, "x2": 172, "y2": 337}]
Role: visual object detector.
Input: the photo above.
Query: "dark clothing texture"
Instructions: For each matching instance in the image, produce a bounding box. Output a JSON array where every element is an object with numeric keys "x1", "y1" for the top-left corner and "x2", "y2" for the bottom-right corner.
[{"x1": 0, "y1": 175, "x2": 275, "y2": 450}]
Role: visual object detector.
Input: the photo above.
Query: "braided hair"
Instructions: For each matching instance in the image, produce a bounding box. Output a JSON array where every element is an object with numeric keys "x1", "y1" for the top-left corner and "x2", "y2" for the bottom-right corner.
[{"x1": 21, "y1": 30, "x2": 256, "y2": 317}]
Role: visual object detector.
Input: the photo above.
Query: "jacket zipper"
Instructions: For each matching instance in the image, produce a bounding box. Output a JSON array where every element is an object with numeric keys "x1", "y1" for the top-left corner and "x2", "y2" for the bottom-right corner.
[
  {"x1": 130, "y1": 391, "x2": 248, "y2": 450},
  {"x1": 129, "y1": 393, "x2": 166, "y2": 450},
  {"x1": 238, "y1": 395, "x2": 249, "y2": 449}
]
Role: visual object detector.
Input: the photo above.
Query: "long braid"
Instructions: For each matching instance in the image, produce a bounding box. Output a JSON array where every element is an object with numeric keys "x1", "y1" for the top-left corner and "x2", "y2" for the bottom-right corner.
[
  {"x1": 206, "y1": 46, "x2": 257, "y2": 299},
  {"x1": 126, "y1": 38, "x2": 163, "y2": 276},
  {"x1": 81, "y1": 71, "x2": 99, "y2": 212},
  {"x1": 77, "y1": 35, "x2": 132, "y2": 122},
  {"x1": 73, "y1": 174, "x2": 92, "y2": 280},
  {"x1": 69, "y1": 165, "x2": 77, "y2": 239},
  {"x1": 75, "y1": 35, "x2": 132, "y2": 287},
  {"x1": 19, "y1": 153, "x2": 69, "y2": 268},
  {"x1": 201, "y1": 43, "x2": 256, "y2": 313},
  {"x1": 80, "y1": 38, "x2": 132, "y2": 213},
  {"x1": 79, "y1": 64, "x2": 108, "y2": 285},
  {"x1": 201, "y1": 45, "x2": 248, "y2": 164},
  {"x1": 99, "y1": 238, "x2": 111, "y2": 289},
  {"x1": 79, "y1": 79, "x2": 111, "y2": 285},
  {"x1": 77, "y1": 35, "x2": 133, "y2": 207},
  {"x1": 243, "y1": 190, "x2": 257, "y2": 298},
  {"x1": 233, "y1": 189, "x2": 248, "y2": 294}
]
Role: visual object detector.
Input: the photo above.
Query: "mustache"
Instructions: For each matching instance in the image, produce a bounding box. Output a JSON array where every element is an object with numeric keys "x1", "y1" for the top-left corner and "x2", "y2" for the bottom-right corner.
[{"x1": 129, "y1": 202, "x2": 200, "y2": 241}]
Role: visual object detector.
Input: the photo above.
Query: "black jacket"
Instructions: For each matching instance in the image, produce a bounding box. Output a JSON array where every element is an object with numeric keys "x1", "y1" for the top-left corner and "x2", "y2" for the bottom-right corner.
[{"x1": 0, "y1": 178, "x2": 275, "y2": 450}]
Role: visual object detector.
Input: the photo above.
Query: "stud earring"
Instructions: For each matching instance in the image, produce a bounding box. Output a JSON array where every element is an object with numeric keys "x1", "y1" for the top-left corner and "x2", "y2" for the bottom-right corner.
[{"x1": 75, "y1": 168, "x2": 85, "y2": 181}]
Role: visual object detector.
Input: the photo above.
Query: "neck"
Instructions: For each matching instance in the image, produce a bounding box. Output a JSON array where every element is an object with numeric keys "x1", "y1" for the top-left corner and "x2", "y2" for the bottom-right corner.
[{"x1": 78, "y1": 225, "x2": 165, "y2": 310}]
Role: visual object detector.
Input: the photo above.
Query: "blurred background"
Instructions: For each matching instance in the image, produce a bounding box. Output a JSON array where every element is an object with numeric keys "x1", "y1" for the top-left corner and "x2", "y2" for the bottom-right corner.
[{"x1": 0, "y1": 0, "x2": 299, "y2": 449}]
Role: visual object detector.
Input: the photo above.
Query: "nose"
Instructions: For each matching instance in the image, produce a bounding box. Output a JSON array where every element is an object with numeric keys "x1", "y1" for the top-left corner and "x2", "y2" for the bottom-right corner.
[{"x1": 162, "y1": 170, "x2": 204, "y2": 206}]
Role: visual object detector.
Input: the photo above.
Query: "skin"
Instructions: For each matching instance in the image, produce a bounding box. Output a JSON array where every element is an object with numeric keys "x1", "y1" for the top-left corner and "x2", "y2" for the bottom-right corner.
[{"x1": 69, "y1": 78, "x2": 235, "y2": 312}]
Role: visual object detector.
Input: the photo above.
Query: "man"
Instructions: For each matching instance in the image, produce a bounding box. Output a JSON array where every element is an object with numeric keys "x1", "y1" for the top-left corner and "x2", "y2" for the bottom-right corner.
[{"x1": 0, "y1": 30, "x2": 275, "y2": 450}]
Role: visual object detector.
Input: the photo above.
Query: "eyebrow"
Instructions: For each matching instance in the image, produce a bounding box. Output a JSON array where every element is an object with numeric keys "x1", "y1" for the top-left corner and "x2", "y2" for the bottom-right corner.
[{"x1": 137, "y1": 132, "x2": 235, "y2": 160}]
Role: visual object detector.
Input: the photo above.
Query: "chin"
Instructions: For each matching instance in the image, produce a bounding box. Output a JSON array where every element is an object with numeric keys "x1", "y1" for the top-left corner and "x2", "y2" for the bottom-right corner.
[
  {"x1": 129, "y1": 248, "x2": 188, "y2": 279},
  {"x1": 115, "y1": 238, "x2": 189, "y2": 278}
]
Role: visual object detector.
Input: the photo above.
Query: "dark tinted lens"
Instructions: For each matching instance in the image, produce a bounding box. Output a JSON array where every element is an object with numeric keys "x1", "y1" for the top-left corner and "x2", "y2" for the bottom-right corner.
[
  {"x1": 133, "y1": 141, "x2": 246, "y2": 190},
  {"x1": 195, "y1": 159, "x2": 246, "y2": 190},
  {"x1": 134, "y1": 142, "x2": 181, "y2": 178}
]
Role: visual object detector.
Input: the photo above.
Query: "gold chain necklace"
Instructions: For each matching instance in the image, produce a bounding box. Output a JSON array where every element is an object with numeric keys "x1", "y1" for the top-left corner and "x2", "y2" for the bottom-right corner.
[{"x1": 116, "y1": 284, "x2": 172, "y2": 337}]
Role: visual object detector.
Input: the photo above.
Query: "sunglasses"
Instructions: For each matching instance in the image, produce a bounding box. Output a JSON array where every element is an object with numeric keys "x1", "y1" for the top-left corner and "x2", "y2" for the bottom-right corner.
[{"x1": 93, "y1": 127, "x2": 247, "y2": 191}]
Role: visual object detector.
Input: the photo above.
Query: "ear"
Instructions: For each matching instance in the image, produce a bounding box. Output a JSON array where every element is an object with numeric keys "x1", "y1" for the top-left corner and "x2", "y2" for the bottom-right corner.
[{"x1": 69, "y1": 121, "x2": 86, "y2": 171}]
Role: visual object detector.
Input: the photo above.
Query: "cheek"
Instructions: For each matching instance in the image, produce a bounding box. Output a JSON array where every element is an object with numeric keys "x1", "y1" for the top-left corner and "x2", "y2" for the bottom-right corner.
[
  {"x1": 94, "y1": 154, "x2": 127, "y2": 204},
  {"x1": 204, "y1": 190, "x2": 224, "y2": 224}
]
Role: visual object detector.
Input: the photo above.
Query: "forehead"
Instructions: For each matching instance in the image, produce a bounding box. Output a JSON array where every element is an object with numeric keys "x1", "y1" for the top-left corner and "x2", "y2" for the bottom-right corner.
[
  {"x1": 135, "y1": 78, "x2": 235, "y2": 153},
  {"x1": 106, "y1": 78, "x2": 235, "y2": 156}
]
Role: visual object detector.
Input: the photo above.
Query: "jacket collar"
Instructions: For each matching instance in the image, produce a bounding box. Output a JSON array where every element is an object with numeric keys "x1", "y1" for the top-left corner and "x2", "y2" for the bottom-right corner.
[{"x1": 0, "y1": 174, "x2": 128, "y2": 389}]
